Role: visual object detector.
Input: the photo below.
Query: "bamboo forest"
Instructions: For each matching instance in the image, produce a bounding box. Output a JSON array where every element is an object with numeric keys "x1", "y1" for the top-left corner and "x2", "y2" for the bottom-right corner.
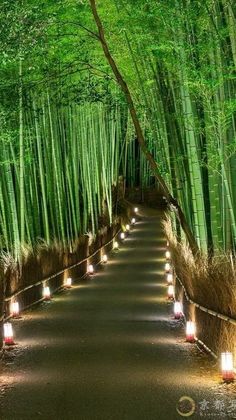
[
  {"x1": 1, "y1": 1, "x2": 236, "y2": 419},
  {"x1": 1, "y1": 0, "x2": 236, "y2": 257}
]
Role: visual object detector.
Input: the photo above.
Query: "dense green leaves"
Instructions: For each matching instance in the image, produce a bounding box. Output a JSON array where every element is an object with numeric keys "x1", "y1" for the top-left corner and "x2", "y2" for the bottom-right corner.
[{"x1": 0, "y1": 0, "x2": 236, "y2": 257}]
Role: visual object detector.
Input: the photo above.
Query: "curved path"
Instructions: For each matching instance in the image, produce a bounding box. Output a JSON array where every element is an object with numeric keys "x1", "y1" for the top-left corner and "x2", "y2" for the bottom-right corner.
[{"x1": 0, "y1": 208, "x2": 233, "y2": 419}]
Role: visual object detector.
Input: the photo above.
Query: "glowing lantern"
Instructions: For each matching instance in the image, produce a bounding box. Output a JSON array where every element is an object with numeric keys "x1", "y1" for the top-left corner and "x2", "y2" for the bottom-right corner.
[
  {"x1": 134, "y1": 207, "x2": 138, "y2": 213},
  {"x1": 174, "y1": 301, "x2": 183, "y2": 319},
  {"x1": 120, "y1": 232, "x2": 125, "y2": 240},
  {"x1": 114, "y1": 241, "x2": 119, "y2": 250},
  {"x1": 167, "y1": 240, "x2": 169, "y2": 247},
  {"x1": 131, "y1": 218, "x2": 136, "y2": 225},
  {"x1": 165, "y1": 262, "x2": 171, "y2": 273},
  {"x1": 167, "y1": 285, "x2": 174, "y2": 300},
  {"x1": 126, "y1": 224, "x2": 130, "y2": 232},
  {"x1": 102, "y1": 254, "x2": 108, "y2": 263},
  {"x1": 43, "y1": 286, "x2": 51, "y2": 301},
  {"x1": 166, "y1": 250, "x2": 171, "y2": 260},
  {"x1": 4, "y1": 322, "x2": 14, "y2": 345},
  {"x1": 65, "y1": 277, "x2": 72, "y2": 288},
  {"x1": 167, "y1": 273, "x2": 173, "y2": 284},
  {"x1": 221, "y1": 352, "x2": 234, "y2": 382},
  {"x1": 88, "y1": 264, "x2": 94, "y2": 275},
  {"x1": 11, "y1": 301, "x2": 20, "y2": 318},
  {"x1": 186, "y1": 321, "x2": 196, "y2": 343}
]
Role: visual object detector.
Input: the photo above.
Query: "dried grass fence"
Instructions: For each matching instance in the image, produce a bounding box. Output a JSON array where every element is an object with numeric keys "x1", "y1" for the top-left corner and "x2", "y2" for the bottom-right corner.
[
  {"x1": 163, "y1": 218, "x2": 236, "y2": 360},
  {"x1": 0, "y1": 222, "x2": 122, "y2": 347}
]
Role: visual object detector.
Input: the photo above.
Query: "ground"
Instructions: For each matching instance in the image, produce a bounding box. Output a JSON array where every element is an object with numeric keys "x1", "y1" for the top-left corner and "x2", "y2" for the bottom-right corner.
[{"x1": 0, "y1": 208, "x2": 235, "y2": 420}]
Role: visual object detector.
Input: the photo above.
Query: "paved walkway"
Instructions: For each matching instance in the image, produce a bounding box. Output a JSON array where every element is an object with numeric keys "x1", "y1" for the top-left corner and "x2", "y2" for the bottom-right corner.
[{"x1": 0, "y1": 208, "x2": 232, "y2": 419}]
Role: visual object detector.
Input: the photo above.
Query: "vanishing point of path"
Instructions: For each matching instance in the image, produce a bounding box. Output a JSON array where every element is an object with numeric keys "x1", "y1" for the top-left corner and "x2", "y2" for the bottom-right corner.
[{"x1": 0, "y1": 208, "x2": 233, "y2": 420}]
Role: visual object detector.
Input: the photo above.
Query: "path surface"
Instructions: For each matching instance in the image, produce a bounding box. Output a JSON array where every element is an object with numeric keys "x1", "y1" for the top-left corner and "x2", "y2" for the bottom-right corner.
[{"x1": 0, "y1": 208, "x2": 233, "y2": 419}]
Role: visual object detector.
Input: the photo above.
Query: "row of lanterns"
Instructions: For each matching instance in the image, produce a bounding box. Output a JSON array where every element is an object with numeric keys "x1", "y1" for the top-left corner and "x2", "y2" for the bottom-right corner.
[
  {"x1": 164, "y1": 243, "x2": 235, "y2": 383},
  {"x1": 3, "y1": 208, "x2": 139, "y2": 349}
]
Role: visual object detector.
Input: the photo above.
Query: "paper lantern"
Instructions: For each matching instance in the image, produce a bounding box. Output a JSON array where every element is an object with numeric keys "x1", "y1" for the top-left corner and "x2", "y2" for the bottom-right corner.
[
  {"x1": 120, "y1": 232, "x2": 125, "y2": 240},
  {"x1": 221, "y1": 352, "x2": 234, "y2": 382},
  {"x1": 134, "y1": 207, "x2": 138, "y2": 213},
  {"x1": 4, "y1": 322, "x2": 14, "y2": 345},
  {"x1": 186, "y1": 321, "x2": 196, "y2": 343},
  {"x1": 167, "y1": 273, "x2": 173, "y2": 284},
  {"x1": 88, "y1": 264, "x2": 94, "y2": 275},
  {"x1": 65, "y1": 277, "x2": 72, "y2": 288},
  {"x1": 125, "y1": 224, "x2": 130, "y2": 232},
  {"x1": 11, "y1": 301, "x2": 20, "y2": 318},
  {"x1": 174, "y1": 301, "x2": 183, "y2": 319},
  {"x1": 165, "y1": 262, "x2": 171, "y2": 273},
  {"x1": 102, "y1": 254, "x2": 108, "y2": 263},
  {"x1": 166, "y1": 250, "x2": 171, "y2": 260},
  {"x1": 167, "y1": 285, "x2": 174, "y2": 300},
  {"x1": 43, "y1": 286, "x2": 51, "y2": 301},
  {"x1": 131, "y1": 218, "x2": 136, "y2": 225},
  {"x1": 114, "y1": 241, "x2": 119, "y2": 250}
]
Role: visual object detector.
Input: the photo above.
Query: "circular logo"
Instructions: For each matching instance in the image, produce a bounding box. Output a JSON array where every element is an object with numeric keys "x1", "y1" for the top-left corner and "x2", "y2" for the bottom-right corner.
[{"x1": 176, "y1": 396, "x2": 196, "y2": 417}]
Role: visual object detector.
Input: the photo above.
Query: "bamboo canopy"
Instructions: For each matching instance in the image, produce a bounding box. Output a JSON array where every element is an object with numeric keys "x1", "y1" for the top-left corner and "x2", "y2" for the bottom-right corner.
[{"x1": 0, "y1": 0, "x2": 236, "y2": 258}]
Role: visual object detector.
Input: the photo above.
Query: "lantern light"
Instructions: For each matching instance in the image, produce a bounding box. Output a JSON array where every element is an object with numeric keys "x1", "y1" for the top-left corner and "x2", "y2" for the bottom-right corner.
[
  {"x1": 120, "y1": 232, "x2": 125, "y2": 240},
  {"x1": 221, "y1": 352, "x2": 235, "y2": 382},
  {"x1": 167, "y1": 273, "x2": 173, "y2": 284},
  {"x1": 174, "y1": 301, "x2": 183, "y2": 319},
  {"x1": 102, "y1": 254, "x2": 108, "y2": 263},
  {"x1": 11, "y1": 301, "x2": 20, "y2": 318},
  {"x1": 125, "y1": 224, "x2": 130, "y2": 232},
  {"x1": 4, "y1": 322, "x2": 14, "y2": 345},
  {"x1": 167, "y1": 240, "x2": 169, "y2": 247},
  {"x1": 134, "y1": 207, "x2": 138, "y2": 213},
  {"x1": 167, "y1": 284, "x2": 174, "y2": 300},
  {"x1": 165, "y1": 262, "x2": 171, "y2": 273},
  {"x1": 114, "y1": 241, "x2": 119, "y2": 250},
  {"x1": 65, "y1": 277, "x2": 72, "y2": 288},
  {"x1": 88, "y1": 264, "x2": 94, "y2": 275},
  {"x1": 131, "y1": 218, "x2": 136, "y2": 225},
  {"x1": 43, "y1": 286, "x2": 51, "y2": 301},
  {"x1": 166, "y1": 250, "x2": 171, "y2": 260},
  {"x1": 186, "y1": 321, "x2": 196, "y2": 343}
]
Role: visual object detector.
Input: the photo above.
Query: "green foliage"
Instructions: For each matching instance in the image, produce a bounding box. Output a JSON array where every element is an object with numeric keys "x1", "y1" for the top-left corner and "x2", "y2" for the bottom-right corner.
[{"x1": 0, "y1": 0, "x2": 236, "y2": 256}]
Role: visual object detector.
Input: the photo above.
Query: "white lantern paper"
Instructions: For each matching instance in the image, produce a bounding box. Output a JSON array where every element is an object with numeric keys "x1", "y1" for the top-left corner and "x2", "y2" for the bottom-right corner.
[
  {"x1": 186, "y1": 321, "x2": 196, "y2": 343},
  {"x1": 167, "y1": 285, "x2": 174, "y2": 300},
  {"x1": 4, "y1": 322, "x2": 14, "y2": 345},
  {"x1": 43, "y1": 286, "x2": 51, "y2": 300},
  {"x1": 65, "y1": 277, "x2": 72, "y2": 288},
  {"x1": 166, "y1": 250, "x2": 171, "y2": 260},
  {"x1": 174, "y1": 301, "x2": 182, "y2": 319},
  {"x1": 165, "y1": 262, "x2": 171, "y2": 273},
  {"x1": 167, "y1": 273, "x2": 173, "y2": 284},
  {"x1": 221, "y1": 352, "x2": 234, "y2": 381},
  {"x1": 88, "y1": 264, "x2": 94, "y2": 275},
  {"x1": 11, "y1": 301, "x2": 20, "y2": 318}
]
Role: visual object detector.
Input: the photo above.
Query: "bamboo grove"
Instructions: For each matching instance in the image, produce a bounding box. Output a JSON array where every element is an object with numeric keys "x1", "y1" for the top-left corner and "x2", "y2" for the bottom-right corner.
[
  {"x1": 1, "y1": 98, "x2": 125, "y2": 253},
  {"x1": 0, "y1": 0, "x2": 235, "y2": 259},
  {"x1": 105, "y1": 0, "x2": 236, "y2": 254}
]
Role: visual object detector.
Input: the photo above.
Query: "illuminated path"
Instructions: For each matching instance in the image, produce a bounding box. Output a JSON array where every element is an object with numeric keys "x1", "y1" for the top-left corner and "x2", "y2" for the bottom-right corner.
[{"x1": 0, "y1": 208, "x2": 228, "y2": 419}]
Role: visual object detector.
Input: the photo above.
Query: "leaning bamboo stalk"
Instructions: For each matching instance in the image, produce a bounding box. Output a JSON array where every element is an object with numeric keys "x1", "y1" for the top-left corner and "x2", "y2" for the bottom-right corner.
[{"x1": 89, "y1": 0, "x2": 199, "y2": 255}]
